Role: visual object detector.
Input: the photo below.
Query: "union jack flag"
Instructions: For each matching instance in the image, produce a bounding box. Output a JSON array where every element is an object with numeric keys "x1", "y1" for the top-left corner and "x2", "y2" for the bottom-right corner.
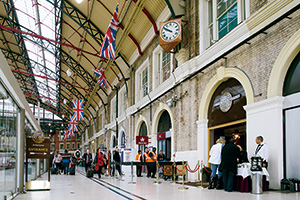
[
  {"x1": 68, "y1": 114, "x2": 78, "y2": 135},
  {"x1": 64, "y1": 130, "x2": 69, "y2": 140},
  {"x1": 92, "y1": 68, "x2": 109, "y2": 89},
  {"x1": 99, "y1": 3, "x2": 119, "y2": 59},
  {"x1": 72, "y1": 99, "x2": 84, "y2": 121}
]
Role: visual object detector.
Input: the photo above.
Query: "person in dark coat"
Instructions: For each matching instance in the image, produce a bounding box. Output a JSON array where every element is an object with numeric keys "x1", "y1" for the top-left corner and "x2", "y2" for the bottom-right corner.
[
  {"x1": 237, "y1": 145, "x2": 249, "y2": 163},
  {"x1": 82, "y1": 150, "x2": 93, "y2": 172},
  {"x1": 113, "y1": 148, "x2": 122, "y2": 177},
  {"x1": 219, "y1": 138, "x2": 241, "y2": 192}
]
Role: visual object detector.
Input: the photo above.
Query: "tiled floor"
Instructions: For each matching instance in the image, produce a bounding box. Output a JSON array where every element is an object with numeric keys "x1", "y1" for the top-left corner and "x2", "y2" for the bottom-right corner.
[{"x1": 15, "y1": 167, "x2": 300, "y2": 200}]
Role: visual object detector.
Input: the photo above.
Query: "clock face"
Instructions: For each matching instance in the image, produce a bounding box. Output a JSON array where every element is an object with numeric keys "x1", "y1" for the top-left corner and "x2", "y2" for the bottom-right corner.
[{"x1": 160, "y1": 21, "x2": 181, "y2": 42}]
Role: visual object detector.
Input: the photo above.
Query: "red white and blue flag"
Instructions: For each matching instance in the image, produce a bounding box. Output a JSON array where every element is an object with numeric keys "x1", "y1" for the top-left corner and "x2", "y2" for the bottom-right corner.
[
  {"x1": 64, "y1": 130, "x2": 69, "y2": 140},
  {"x1": 72, "y1": 99, "x2": 84, "y2": 121},
  {"x1": 68, "y1": 114, "x2": 78, "y2": 136},
  {"x1": 99, "y1": 3, "x2": 119, "y2": 59},
  {"x1": 92, "y1": 68, "x2": 109, "y2": 89}
]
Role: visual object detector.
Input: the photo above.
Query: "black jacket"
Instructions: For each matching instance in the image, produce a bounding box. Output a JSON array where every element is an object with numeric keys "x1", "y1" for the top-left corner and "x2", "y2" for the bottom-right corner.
[
  {"x1": 240, "y1": 150, "x2": 249, "y2": 163},
  {"x1": 82, "y1": 153, "x2": 92, "y2": 164},
  {"x1": 113, "y1": 151, "x2": 121, "y2": 162},
  {"x1": 219, "y1": 142, "x2": 241, "y2": 174}
]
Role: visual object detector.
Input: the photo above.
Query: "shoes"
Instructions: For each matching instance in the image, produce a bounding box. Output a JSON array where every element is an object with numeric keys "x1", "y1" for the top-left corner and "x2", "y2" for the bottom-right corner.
[
  {"x1": 151, "y1": 176, "x2": 156, "y2": 178},
  {"x1": 208, "y1": 176, "x2": 214, "y2": 190}
]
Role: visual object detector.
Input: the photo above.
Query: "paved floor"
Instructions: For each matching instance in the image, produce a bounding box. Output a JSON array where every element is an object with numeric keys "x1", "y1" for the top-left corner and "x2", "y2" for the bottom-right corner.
[{"x1": 14, "y1": 167, "x2": 300, "y2": 200}]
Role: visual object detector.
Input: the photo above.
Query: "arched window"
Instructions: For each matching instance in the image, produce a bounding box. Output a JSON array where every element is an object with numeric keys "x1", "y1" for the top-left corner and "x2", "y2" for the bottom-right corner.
[{"x1": 283, "y1": 51, "x2": 300, "y2": 96}]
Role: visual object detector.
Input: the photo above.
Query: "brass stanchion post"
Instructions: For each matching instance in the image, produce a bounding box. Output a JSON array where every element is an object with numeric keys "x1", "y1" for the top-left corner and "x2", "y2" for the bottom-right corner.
[
  {"x1": 178, "y1": 161, "x2": 188, "y2": 190},
  {"x1": 197, "y1": 160, "x2": 204, "y2": 189},
  {"x1": 153, "y1": 161, "x2": 161, "y2": 184},
  {"x1": 171, "y1": 161, "x2": 176, "y2": 184}
]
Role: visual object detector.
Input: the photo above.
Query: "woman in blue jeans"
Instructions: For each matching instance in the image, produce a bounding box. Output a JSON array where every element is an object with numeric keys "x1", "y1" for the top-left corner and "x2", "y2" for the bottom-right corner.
[{"x1": 208, "y1": 138, "x2": 226, "y2": 189}]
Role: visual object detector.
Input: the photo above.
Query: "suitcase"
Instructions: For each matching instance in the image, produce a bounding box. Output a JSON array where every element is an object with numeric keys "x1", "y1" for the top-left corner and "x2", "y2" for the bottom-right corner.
[
  {"x1": 86, "y1": 168, "x2": 94, "y2": 178},
  {"x1": 69, "y1": 167, "x2": 75, "y2": 175},
  {"x1": 51, "y1": 167, "x2": 58, "y2": 174}
]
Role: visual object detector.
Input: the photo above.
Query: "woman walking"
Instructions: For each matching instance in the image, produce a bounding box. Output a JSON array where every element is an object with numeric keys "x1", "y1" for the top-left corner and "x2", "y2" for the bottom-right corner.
[{"x1": 94, "y1": 148, "x2": 105, "y2": 179}]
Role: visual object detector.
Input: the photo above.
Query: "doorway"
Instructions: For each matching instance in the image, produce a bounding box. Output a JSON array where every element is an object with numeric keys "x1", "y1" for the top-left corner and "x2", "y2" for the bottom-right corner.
[
  {"x1": 157, "y1": 110, "x2": 172, "y2": 161},
  {"x1": 209, "y1": 119, "x2": 246, "y2": 149}
]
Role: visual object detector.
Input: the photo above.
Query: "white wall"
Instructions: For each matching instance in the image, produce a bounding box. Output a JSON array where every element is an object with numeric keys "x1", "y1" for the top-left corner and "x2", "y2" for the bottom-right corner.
[{"x1": 244, "y1": 96, "x2": 285, "y2": 189}]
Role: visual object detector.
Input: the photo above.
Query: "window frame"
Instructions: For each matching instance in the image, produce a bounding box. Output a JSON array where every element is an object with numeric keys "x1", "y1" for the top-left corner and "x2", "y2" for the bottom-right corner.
[
  {"x1": 207, "y1": 0, "x2": 246, "y2": 45},
  {"x1": 135, "y1": 58, "x2": 149, "y2": 102},
  {"x1": 152, "y1": 46, "x2": 174, "y2": 89},
  {"x1": 59, "y1": 143, "x2": 64, "y2": 150}
]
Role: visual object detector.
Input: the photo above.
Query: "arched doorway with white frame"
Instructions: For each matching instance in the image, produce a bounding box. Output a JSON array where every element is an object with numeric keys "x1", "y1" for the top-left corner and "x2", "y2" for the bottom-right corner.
[
  {"x1": 118, "y1": 126, "x2": 126, "y2": 149},
  {"x1": 152, "y1": 103, "x2": 175, "y2": 161}
]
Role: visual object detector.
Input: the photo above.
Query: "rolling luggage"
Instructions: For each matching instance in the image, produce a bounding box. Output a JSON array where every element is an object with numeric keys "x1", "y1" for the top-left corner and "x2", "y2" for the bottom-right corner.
[
  {"x1": 51, "y1": 167, "x2": 58, "y2": 175},
  {"x1": 69, "y1": 166, "x2": 75, "y2": 175},
  {"x1": 86, "y1": 168, "x2": 94, "y2": 178}
]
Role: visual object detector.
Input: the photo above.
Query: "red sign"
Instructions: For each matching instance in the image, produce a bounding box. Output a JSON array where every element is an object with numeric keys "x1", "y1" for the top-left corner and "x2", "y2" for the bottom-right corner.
[
  {"x1": 157, "y1": 132, "x2": 166, "y2": 140},
  {"x1": 136, "y1": 136, "x2": 149, "y2": 145}
]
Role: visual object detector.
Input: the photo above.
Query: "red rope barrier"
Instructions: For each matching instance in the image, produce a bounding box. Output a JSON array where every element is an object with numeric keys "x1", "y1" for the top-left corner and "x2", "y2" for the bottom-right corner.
[
  {"x1": 186, "y1": 164, "x2": 200, "y2": 173},
  {"x1": 203, "y1": 165, "x2": 212, "y2": 174},
  {"x1": 158, "y1": 164, "x2": 174, "y2": 171},
  {"x1": 175, "y1": 165, "x2": 184, "y2": 172}
]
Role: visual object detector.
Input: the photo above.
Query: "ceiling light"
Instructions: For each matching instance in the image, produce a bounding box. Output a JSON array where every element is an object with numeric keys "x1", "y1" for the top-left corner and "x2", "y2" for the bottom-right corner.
[
  {"x1": 62, "y1": 114, "x2": 65, "y2": 118},
  {"x1": 76, "y1": 0, "x2": 84, "y2": 3},
  {"x1": 67, "y1": 69, "x2": 72, "y2": 77},
  {"x1": 35, "y1": 66, "x2": 41, "y2": 74},
  {"x1": 63, "y1": 99, "x2": 67, "y2": 104}
]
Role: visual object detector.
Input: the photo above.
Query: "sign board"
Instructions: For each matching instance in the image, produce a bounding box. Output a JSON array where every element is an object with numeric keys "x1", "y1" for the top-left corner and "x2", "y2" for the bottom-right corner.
[
  {"x1": 26, "y1": 131, "x2": 50, "y2": 159},
  {"x1": 102, "y1": 147, "x2": 107, "y2": 152},
  {"x1": 157, "y1": 132, "x2": 166, "y2": 140},
  {"x1": 136, "y1": 136, "x2": 149, "y2": 145}
]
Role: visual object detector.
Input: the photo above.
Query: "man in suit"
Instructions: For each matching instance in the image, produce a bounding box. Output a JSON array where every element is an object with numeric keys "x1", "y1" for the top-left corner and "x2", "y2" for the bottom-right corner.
[
  {"x1": 254, "y1": 136, "x2": 269, "y2": 168},
  {"x1": 219, "y1": 138, "x2": 241, "y2": 192},
  {"x1": 82, "y1": 150, "x2": 93, "y2": 172}
]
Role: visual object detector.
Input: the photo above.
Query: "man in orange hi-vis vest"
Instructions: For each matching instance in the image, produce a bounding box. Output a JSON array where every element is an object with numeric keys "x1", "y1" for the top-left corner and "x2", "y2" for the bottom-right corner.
[
  {"x1": 148, "y1": 147, "x2": 157, "y2": 178},
  {"x1": 143, "y1": 147, "x2": 152, "y2": 178},
  {"x1": 135, "y1": 150, "x2": 143, "y2": 177}
]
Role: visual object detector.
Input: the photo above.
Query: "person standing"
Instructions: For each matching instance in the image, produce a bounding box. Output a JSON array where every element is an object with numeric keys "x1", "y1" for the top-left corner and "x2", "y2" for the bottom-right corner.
[
  {"x1": 158, "y1": 150, "x2": 165, "y2": 162},
  {"x1": 61, "y1": 149, "x2": 71, "y2": 175},
  {"x1": 144, "y1": 147, "x2": 151, "y2": 178},
  {"x1": 135, "y1": 150, "x2": 143, "y2": 177},
  {"x1": 148, "y1": 147, "x2": 157, "y2": 178},
  {"x1": 254, "y1": 136, "x2": 269, "y2": 168},
  {"x1": 219, "y1": 138, "x2": 241, "y2": 192},
  {"x1": 108, "y1": 150, "x2": 112, "y2": 175},
  {"x1": 94, "y1": 148, "x2": 105, "y2": 178},
  {"x1": 82, "y1": 150, "x2": 93, "y2": 172},
  {"x1": 237, "y1": 145, "x2": 249, "y2": 163},
  {"x1": 113, "y1": 148, "x2": 122, "y2": 177},
  {"x1": 208, "y1": 138, "x2": 226, "y2": 190},
  {"x1": 52, "y1": 151, "x2": 62, "y2": 174}
]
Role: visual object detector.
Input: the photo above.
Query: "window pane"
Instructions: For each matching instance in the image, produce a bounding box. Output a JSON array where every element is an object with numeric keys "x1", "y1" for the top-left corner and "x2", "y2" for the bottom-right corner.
[
  {"x1": 208, "y1": 0, "x2": 213, "y2": 25},
  {"x1": 218, "y1": 3, "x2": 238, "y2": 39},
  {"x1": 217, "y1": 0, "x2": 226, "y2": 17}
]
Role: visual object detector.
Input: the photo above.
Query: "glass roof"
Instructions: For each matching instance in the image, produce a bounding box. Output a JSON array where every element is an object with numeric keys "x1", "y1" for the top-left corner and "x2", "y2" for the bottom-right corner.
[{"x1": 14, "y1": 0, "x2": 60, "y2": 107}]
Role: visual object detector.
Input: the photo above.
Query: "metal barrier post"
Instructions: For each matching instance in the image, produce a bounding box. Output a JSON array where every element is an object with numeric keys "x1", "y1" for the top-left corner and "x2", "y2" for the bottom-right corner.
[
  {"x1": 197, "y1": 160, "x2": 204, "y2": 189},
  {"x1": 119, "y1": 162, "x2": 124, "y2": 181},
  {"x1": 128, "y1": 161, "x2": 136, "y2": 184},
  {"x1": 153, "y1": 161, "x2": 161, "y2": 184},
  {"x1": 171, "y1": 161, "x2": 176, "y2": 184},
  {"x1": 178, "y1": 161, "x2": 188, "y2": 190},
  {"x1": 197, "y1": 160, "x2": 200, "y2": 182}
]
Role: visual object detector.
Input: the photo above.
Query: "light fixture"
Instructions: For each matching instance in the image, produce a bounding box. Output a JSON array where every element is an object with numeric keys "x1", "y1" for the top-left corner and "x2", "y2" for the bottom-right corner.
[
  {"x1": 62, "y1": 114, "x2": 65, "y2": 118},
  {"x1": 67, "y1": 69, "x2": 72, "y2": 77},
  {"x1": 75, "y1": 0, "x2": 84, "y2": 3},
  {"x1": 63, "y1": 99, "x2": 67, "y2": 104},
  {"x1": 35, "y1": 66, "x2": 41, "y2": 74},
  {"x1": 48, "y1": 123, "x2": 51, "y2": 126},
  {"x1": 50, "y1": 129, "x2": 53, "y2": 133}
]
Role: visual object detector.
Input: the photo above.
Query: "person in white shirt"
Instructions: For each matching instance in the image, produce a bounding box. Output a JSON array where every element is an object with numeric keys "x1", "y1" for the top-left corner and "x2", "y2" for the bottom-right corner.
[
  {"x1": 254, "y1": 136, "x2": 269, "y2": 168},
  {"x1": 208, "y1": 138, "x2": 226, "y2": 189}
]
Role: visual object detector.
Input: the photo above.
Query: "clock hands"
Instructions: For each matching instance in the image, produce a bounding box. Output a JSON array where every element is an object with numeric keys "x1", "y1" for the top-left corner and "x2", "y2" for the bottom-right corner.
[{"x1": 163, "y1": 27, "x2": 173, "y2": 33}]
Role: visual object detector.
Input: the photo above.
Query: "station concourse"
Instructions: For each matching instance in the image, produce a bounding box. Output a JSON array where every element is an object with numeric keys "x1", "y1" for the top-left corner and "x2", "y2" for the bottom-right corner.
[{"x1": 0, "y1": 0, "x2": 300, "y2": 199}]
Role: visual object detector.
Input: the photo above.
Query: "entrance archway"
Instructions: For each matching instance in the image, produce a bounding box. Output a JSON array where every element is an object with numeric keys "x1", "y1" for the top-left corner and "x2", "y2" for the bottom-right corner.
[
  {"x1": 138, "y1": 121, "x2": 148, "y2": 152},
  {"x1": 207, "y1": 78, "x2": 247, "y2": 150},
  {"x1": 157, "y1": 110, "x2": 172, "y2": 161}
]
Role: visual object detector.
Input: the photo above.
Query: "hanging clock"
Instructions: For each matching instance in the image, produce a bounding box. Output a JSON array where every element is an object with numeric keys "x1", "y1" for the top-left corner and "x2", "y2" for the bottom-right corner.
[{"x1": 159, "y1": 18, "x2": 182, "y2": 53}]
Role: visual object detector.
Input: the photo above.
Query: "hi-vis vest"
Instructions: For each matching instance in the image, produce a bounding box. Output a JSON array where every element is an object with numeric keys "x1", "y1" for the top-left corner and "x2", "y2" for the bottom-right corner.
[
  {"x1": 150, "y1": 151, "x2": 157, "y2": 161},
  {"x1": 144, "y1": 152, "x2": 152, "y2": 162},
  {"x1": 135, "y1": 154, "x2": 142, "y2": 162}
]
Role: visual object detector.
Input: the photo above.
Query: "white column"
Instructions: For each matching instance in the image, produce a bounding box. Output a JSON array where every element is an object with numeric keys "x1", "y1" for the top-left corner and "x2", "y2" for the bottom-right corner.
[
  {"x1": 244, "y1": 96, "x2": 284, "y2": 189},
  {"x1": 16, "y1": 108, "x2": 25, "y2": 192},
  {"x1": 170, "y1": 129, "x2": 174, "y2": 162},
  {"x1": 197, "y1": 119, "x2": 209, "y2": 165}
]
